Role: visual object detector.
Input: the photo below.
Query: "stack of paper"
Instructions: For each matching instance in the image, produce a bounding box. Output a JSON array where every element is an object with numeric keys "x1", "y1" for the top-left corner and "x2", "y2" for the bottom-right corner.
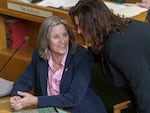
[
  {"x1": 104, "y1": 2, "x2": 126, "y2": 11},
  {"x1": 104, "y1": 2, "x2": 147, "y2": 18},
  {"x1": 37, "y1": 0, "x2": 79, "y2": 8}
]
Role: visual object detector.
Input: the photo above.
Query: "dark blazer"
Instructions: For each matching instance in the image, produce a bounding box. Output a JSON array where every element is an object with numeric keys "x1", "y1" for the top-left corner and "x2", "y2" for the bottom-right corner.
[
  {"x1": 11, "y1": 45, "x2": 107, "y2": 113},
  {"x1": 102, "y1": 19, "x2": 150, "y2": 113}
]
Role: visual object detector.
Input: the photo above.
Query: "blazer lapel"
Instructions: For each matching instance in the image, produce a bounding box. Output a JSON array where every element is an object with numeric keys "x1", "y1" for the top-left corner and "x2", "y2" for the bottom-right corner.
[
  {"x1": 60, "y1": 50, "x2": 74, "y2": 93},
  {"x1": 39, "y1": 61, "x2": 49, "y2": 95}
]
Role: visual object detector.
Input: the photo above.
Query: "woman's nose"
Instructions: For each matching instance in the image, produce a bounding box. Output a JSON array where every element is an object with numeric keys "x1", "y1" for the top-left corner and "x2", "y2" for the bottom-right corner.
[{"x1": 60, "y1": 37, "x2": 65, "y2": 43}]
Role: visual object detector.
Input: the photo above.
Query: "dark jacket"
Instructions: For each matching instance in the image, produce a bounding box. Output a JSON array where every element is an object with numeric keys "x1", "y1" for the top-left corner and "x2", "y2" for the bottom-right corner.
[
  {"x1": 102, "y1": 19, "x2": 150, "y2": 113},
  {"x1": 11, "y1": 45, "x2": 107, "y2": 113}
]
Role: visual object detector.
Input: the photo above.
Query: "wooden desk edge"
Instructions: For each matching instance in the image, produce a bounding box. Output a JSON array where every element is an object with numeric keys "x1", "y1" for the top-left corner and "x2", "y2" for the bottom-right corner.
[
  {"x1": 0, "y1": 96, "x2": 70, "y2": 113},
  {"x1": 0, "y1": 109, "x2": 11, "y2": 113}
]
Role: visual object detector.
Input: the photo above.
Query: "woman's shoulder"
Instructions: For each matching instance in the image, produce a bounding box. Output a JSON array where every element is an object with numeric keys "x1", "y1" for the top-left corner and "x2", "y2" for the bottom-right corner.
[
  {"x1": 69, "y1": 44, "x2": 92, "y2": 60},
  {"x1": 31, "y1": 48, "x2": 41, "y2": 60},
  {"x1": 76, "y1": 44, "x2": 91, "y2": 55},
  {"x1": 32, "y1": 48, "x2": 39, "y2": 55},
  {"x1": 71, "y1": 44, "x2": 93, "y2": 63}
]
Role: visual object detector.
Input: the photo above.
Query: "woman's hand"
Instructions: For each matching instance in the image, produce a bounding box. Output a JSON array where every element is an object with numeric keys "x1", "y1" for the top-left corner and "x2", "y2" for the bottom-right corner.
[
  {"x1": 10, "y1": 95, "x2": 22, "y2": 110},
  {"x1": 10, "y1": 91, "x2": 38, "y2": 111}
]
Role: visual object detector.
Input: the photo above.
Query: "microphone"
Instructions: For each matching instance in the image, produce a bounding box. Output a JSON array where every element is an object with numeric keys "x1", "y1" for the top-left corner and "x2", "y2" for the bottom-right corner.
[{"x1": 0, "y1": 36, "x2": 29, "y2": 72}]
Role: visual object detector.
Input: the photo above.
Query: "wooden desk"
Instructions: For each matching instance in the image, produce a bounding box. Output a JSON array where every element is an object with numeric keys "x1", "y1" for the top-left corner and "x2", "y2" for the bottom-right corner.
[
  {"x1": 0, "y1": 96, "x2": 11, "y2": 111},
  {"x1": 132, "y1": 12, "x2": 147, "y2": 22},
  {"x1": 0, "y1": 110, "x2": 11, "y2": 113},
  {"x1": 0, "y1": 96, "x2": 69, "y2": 113}
]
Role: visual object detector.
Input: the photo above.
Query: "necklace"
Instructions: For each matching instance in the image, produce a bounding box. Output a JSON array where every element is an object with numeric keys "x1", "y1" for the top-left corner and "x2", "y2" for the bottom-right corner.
[
  {"x1": 52, "y1": 62, "x2": 61, "y2": 73},
  {"x1": 52, "y1": 65, "x2": 56, "y2": 73},
  {"x1": 51, "y1": 55, "x2": 62, "y2": 73}
]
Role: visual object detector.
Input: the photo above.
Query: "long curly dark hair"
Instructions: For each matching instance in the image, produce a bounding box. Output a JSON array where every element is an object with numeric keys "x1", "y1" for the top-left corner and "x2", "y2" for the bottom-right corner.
[{"x1": 69, "y1": 0, "x2": 131, "y2": 53}]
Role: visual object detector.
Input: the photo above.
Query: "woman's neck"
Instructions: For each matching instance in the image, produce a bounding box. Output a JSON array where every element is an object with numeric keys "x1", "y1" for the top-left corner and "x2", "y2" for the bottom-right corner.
[
  {"x1": 51, "y1": 53, "x2": 64, "y2": 65},
  {"x1": 51, "y1": 53, "x2": 64, "y2": 73}
]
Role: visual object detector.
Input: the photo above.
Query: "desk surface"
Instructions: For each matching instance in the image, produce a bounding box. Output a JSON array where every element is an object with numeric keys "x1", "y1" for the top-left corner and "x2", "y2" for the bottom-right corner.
[
  {"x1": 0, "y1": 96, "x2": 11, "y2": 111},
  {"x1": 0, "y1": 110, "x2": 11, "y2": 113},
  {"x1": 0, "y1": 96, "x2": 69, "y2": 113},
  {"x1": 133, "y1": 12, "x2": 147, "y2": 22}
]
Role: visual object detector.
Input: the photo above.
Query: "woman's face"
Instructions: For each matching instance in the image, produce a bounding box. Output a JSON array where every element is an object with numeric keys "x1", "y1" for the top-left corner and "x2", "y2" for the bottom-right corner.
[
  {"x1": 49, "y1": 24, "x2": 69, "y2": 56},
  {"x1": 74, "y1": 16, "x2": 91, "y2": 44}
]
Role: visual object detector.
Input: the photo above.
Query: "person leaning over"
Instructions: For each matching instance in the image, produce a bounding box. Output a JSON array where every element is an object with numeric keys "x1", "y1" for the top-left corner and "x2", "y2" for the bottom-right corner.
[
  {"x1": 10, "y1": 16, "x2": 107, "y2": 113},
  {"x1": 69, "y1": 0, "x2": 150, "y2": 113}
]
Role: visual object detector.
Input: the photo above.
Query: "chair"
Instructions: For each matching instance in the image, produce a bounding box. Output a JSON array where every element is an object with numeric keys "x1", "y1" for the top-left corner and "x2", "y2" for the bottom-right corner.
[{"x1": 113, "y1": 100, "x2": 131, "y2": 113}]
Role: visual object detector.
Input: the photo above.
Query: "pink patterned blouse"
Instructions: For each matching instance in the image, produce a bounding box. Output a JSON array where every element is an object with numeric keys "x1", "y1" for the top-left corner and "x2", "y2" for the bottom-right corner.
[{"x1": 47, "y1": 50, "x2": 68, "y2": 96}]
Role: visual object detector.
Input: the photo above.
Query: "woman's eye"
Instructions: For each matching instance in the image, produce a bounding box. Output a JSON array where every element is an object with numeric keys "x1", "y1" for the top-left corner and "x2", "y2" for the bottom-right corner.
[
  {"x1": 52, "y1": 36, "x2": 59, "y2": 38},
  {"x1": 62, "y1": 33, "x2": 68, "y2": 37}
]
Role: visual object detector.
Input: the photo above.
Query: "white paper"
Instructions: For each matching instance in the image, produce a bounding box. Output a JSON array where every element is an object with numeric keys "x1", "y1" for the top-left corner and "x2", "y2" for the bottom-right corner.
[
  {"x1": 114, "y1": 5, "x2": 147, "y2": 17},
  {"x1": 37, "y1": 0, "x2": 79, "y2": 8},
  {"x1": 104, "y1": 2, "x2": 126, "y2": 11},
  {"x1": 104, "y1": 2, "x2": 147, "y2": 18}
]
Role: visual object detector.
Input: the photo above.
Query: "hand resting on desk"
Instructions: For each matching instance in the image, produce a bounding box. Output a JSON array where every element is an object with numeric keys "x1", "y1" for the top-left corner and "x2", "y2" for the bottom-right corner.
[{"x1": 10, "y1": 91, "x2": 38, "y2": 111}]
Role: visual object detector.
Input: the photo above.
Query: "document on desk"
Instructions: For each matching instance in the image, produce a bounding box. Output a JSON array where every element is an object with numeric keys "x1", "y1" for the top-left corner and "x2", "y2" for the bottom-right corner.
[
  {"x1": 37, "y1": 0, "x2": 79, "y2": 8},
  {"x1": 12, "y1": 107, "x2": 68, "y2": 113},
  {"x1": 104, "y1": 2, "x2": 147, "y2": 18}
]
